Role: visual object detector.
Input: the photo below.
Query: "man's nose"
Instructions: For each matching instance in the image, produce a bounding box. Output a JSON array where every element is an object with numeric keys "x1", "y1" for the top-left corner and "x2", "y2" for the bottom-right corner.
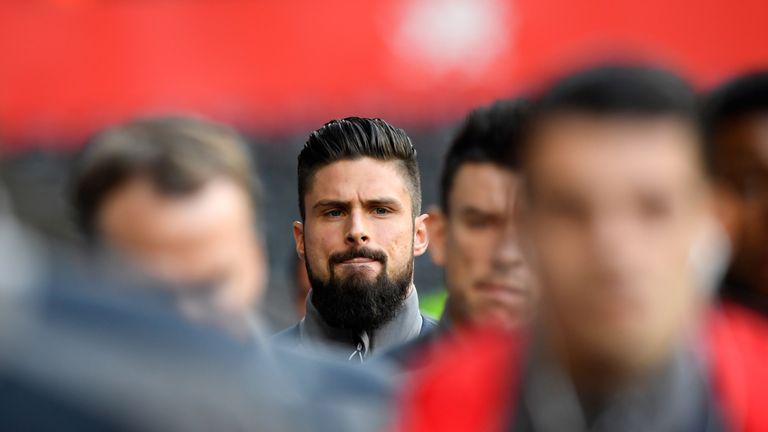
[
  {"x1": 588, "y1": 214, "x2": 635, "y2": 263},
  {"x1": 491, "y1": 222, "x2": 525, "y2": 272},
  {"x1": 345, "y1": 211, "x2": 370, "y2": 246}
]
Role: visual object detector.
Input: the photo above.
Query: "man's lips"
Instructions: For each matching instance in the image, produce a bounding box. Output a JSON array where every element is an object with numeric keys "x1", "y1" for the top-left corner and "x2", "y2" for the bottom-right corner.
[
  {"x1": 475, "y1": 283, "x2": 527, "y2": 300},
  {"x1": 338, "y1": 257, "x2": 379, "y2": 265}
]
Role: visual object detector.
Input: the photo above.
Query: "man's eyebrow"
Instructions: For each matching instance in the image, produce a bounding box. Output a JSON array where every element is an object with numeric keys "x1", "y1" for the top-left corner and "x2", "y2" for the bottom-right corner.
[
  {"x1": 457, "y1": 206, "x2": 497, "y2": 217},
  {"x1": 312, "y1": 200, "x2": 350, "y2": 210},
  {"x1": 364, "y1": 198, "x2": 401, "y2": 207}
]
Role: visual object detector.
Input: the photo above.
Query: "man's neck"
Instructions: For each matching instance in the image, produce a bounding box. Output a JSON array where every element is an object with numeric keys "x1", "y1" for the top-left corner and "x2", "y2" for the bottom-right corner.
[{"x1": 566, "y1": 337, "x2": 696, "y2": 408}]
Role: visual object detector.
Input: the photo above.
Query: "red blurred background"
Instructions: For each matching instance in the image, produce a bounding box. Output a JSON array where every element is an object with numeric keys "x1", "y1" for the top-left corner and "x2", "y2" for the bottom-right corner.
[
  {"x1": 1, "y1": 0, "x2": 767, "y2": 150},
  {"x1": 1, "y1": 0, "x2": 766, "y2": 327}
]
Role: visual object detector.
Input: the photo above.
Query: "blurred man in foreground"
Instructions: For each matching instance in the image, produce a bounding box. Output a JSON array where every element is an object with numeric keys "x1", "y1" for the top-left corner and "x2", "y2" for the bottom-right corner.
[
  {"x1": 0, "y1": 117, "x2": 395, "y2": 431},
  {"x1": 398, "y1": 65, "x2": 768, "y2": 431},
  {"x1": 275, "y1": 117, "x2": 435, "y2": 361},
  {"x1": 70, "y1": 117, "x2": 266, "y2": 337},
  {"x1": 706, "y1": 71, "x2": 768, "y2": 316},
  {"x1": 0, "y1": 223, "x2": 395, "y2": 432}
]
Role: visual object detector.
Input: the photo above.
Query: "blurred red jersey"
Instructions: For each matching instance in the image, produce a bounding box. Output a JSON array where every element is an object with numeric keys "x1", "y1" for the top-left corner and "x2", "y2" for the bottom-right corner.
[{"x1": 397, "y1": 303, "x2": 768, "y2": 432}]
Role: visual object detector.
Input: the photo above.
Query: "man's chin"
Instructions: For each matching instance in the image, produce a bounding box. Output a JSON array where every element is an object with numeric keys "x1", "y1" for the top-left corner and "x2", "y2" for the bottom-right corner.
[
  {"x1": 472, "y1": 304, "x2": 527, "y2": 330},
  {"x1": 335, "y1": 266, "x2": 382, "y2": 282}
]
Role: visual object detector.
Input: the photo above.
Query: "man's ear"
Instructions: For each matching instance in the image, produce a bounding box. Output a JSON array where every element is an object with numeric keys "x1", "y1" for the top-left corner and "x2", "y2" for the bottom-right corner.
[
  {"x1": 413, "y1": 212, "x2": 430, "y2": 257},
  {"x1": 293, "y1": 221, "x2": 306, "y2": 260},
  {"x1": 424, "y1": 207, "x2": 446, "y2": 266}
]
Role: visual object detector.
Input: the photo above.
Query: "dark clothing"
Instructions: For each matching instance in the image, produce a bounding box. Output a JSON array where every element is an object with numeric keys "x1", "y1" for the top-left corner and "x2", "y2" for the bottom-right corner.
[
  {"x1": 381, "y1": 310, "x2": 451, "y2": 370},
  {"x1": 0, "y1": 219, "x2": 395, "y2": 432},
  {"x1": 274, "y1": 287, "x2": 437, "y2": 362},
  {"x1": 1, "y1": 271, "x2": 396, "y2": 432},
  {"x1": 510, "y1": 337, "x2": 726, "y2": 432},
  {"x1": 0, "y1": 376, "x2": 128, "y2": 432}
]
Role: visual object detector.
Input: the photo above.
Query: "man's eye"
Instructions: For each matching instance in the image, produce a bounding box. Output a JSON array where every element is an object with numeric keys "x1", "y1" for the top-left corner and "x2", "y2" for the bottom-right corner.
[
  {"x1": 373, "y1": 207, "x2": 390, "y2": 215},
  {"x1": 465, "y1": 218, "x2": 491, "y2": 229},
  {"x1": 544, "y1": 198, "x2": 588, "y2": 223},
  {"x1": 638, "y1": 196, "x2": 673, "y2": 222},
  {"x1": 325, "y1": 209, "x2": 343, "y2": 217}
]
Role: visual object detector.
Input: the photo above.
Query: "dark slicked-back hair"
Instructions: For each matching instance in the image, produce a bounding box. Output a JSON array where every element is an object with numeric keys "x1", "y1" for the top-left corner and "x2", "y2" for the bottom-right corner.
[
  {"x1": 440, "y1": 98, "x2": 529, "y2": 214},
  {"x1": 524, "y1": 64, "x2": 705, "y2": 172},
  {"x1": 705, "y1": 71, "x2": 768, "y2": 126},
  {"x1": 71, "y1": 116, "x2": 260, "y2": 237},
  {"x1": 297, "y1": 117, "x2": 421, "y2": 219},
  {"x1": 703, "y1": 70, "x2": 768, "y2": 175}
]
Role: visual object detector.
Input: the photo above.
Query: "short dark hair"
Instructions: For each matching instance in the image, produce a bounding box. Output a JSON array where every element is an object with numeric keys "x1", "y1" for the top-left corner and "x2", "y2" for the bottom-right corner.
[
  {"x1": 297, "y1": 117, "x2": 421, "y2": 219},
  {"x1": 524, "y1": 64, "x2": 704, "y2": 172},
  {"x1": 703, "y1": 70, "x2": 768, "y2": 175},
  {"x1": 71, "y1": 116, "x2": 259, "y2": 237},
  {"x1": 440, "y1": 98, "x2": 529, "y2": 214}
]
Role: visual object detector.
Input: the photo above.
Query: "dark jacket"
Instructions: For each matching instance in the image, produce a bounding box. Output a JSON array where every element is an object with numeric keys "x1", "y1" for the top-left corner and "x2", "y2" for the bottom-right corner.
[
  {"x1": 0, "y1": 247, "x2": 395, "y2": 431},
  {"x1": 381, "y1": 312, "x2": 451, "y2": 370}
]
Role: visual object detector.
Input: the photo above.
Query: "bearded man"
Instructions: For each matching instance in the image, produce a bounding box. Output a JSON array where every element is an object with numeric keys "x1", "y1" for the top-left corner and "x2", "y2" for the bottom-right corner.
[{"x1": 274, "y1": 117, "x2": 435, "y2": 361}]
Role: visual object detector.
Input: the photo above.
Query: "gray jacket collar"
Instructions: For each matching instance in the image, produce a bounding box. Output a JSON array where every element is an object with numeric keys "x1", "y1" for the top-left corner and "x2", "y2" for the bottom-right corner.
[
  {"x1": 298, "y1": 285, "x2": 423, "y2": 361},
  {"x1": 517, "y1": 336, "x2": 717, "y2": 432}
]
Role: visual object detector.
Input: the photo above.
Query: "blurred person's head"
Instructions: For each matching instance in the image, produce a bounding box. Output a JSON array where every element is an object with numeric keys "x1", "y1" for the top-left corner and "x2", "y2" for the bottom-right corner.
[
  {"x1": 705, "y1": 71, "x2": 768, "y2": 296},
  {"x1": 294, "y1": 117, "x2": 429, "y2": 334},
  {"x1": 71, "y1": 116, "x2": 266, "y2": 336},
  {"x1": 518, "y1": 65, "x2": 711, "y2": 385},
  {"x1": 428, "y1": 99, "x2": 535, "y2": 330}
]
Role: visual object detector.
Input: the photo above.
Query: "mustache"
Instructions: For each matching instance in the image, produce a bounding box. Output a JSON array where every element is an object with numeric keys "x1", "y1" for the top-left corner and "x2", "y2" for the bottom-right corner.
[{"x1": 328, "y1": 247, "x2": 387, "y2": 266}]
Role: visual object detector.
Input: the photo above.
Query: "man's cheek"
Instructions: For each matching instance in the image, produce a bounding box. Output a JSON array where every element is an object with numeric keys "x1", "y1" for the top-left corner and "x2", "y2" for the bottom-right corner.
[
  {"x1": 389, "y1": 227, "x2": 414, "y2": 254},
  {"x1": 541, "y1": 257, "x2": 584, "y2": 297},
  {"x1": 318, "y1": 227, "x2": 341, "y2": 248},
  {"x1": 445, "y1": 259, "x2": 470, "y2": 293},
  {"x1": 304, "y1": 247, "x2": 328, "y2": 279}
]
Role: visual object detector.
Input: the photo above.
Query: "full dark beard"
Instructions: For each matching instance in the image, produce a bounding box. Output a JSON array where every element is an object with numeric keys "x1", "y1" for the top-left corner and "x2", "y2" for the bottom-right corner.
[{"x1": 307, "y1": 252, "x2": 413, "y2": 334}]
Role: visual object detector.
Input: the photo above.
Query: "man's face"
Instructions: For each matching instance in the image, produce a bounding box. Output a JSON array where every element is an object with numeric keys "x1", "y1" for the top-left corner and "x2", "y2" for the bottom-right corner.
[
  {"x1": 713, "y1": 113, "x2": 768, "y2": 292},
  {"x1": 520, "y1": 114, "x2": 710, "y2": 370},
  {"x1": 294, "y1": 157, "x2": 428, "y2": 332},
  {"x1": 428, "y1": 163, "x2": 534, "y2": 329},
  {"x1": 98, "y1": 177, "x2": 265, "y2": 335}
]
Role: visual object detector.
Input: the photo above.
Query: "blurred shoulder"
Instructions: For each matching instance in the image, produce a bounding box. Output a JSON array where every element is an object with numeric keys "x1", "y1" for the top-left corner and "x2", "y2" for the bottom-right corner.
[
  {"x1": 272, "y1": 323, "x2": 301, "y2": 345},
  {"x1": 396, "y1": 329, "x2": 524, "y2": 432},
  {"x1": 271, "y1": 342, "x2": 397, "y2": 432},
  {"x1": 420, "y1": 314, "x2": 438, "y2": 335}
]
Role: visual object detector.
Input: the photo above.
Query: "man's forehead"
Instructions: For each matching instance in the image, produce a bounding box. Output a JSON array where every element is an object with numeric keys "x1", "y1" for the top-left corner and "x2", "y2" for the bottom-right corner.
[
  {"x1": 528, "y1": 115, "x2": 701, "y2": 176},
  {"x1": 307, "y1": 158, "x2": 411, "y2": 203},
  {"x1": 450, "y1": 163, "x2": 517, "y2": 212},
  {"x1": 101, "y1": 177, "x2": 252, "y2": 240}
]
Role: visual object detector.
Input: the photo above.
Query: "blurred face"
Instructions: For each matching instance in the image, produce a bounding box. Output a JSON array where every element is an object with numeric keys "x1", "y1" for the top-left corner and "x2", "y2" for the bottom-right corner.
[
  {"x1": 713, "y1": 113, "x2": 768, "y2": 293},
  {"x1": 294, "y1": 158, "x2": 428, "y2": 332},
  {"x1": 98, "y1": 177, "x2": 265, "y2": 336},
  {"x1": 428, "y1": 163, "x2": 534, "y2": 329},
  {"x1": 520, "y1": 114, "x2": 710, "y2": 373}
]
